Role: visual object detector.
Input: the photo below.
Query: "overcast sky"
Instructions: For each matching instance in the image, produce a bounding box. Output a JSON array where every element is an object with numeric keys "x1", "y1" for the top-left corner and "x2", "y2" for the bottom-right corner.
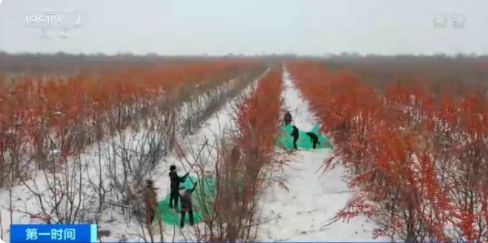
[{"x1": 0, "y1": 0, "x2": 487, "y2": 55}]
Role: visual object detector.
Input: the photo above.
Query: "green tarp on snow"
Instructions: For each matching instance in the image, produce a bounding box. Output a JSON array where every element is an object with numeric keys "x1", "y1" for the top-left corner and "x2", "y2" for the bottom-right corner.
[
  {"x1": 275, "y1": 124, "x2": 333, "y2": 150},
  {"x1": 156, "y1": 175, "x2": 216, "y2": 225}
]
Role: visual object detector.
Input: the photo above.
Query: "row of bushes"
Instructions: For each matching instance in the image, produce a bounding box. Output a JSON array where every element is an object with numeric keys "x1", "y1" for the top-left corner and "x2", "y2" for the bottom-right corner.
[
  {"x1": 1, "y1": 62, "x2": 268, "y2": 242},
  {"x1": 0, "y1": 60, "x2": 262, "y2": 187},
  {"x1": 288, "y1": 61, "x2": 488, "y2": 242},
  {"x1": 2, "y1": 64, "x2": 296, "y2": 242},
  {"x1": 178, "y1": 68, "x2": 266, "y2": 137},
  {"x1": 194, "y1": 67, "x2": 284, "y2": 242}
]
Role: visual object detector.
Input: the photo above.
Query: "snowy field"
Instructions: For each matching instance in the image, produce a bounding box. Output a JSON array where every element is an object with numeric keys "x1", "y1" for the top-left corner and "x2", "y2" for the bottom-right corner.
[
  {"x1": 0, "y1": 68, "x2": 383, "y2": 242},
  {"x1": 257, "y1": 70, "x2": 384, "y2": 241},
  {"x1": 0, "y1": 75, "x2": 261, "y2": 242}
]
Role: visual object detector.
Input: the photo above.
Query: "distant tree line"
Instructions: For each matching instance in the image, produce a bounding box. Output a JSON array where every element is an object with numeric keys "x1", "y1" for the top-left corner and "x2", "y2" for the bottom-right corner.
[{"x1": 1, "y1": 50, "x2": 488, "y2": 76}]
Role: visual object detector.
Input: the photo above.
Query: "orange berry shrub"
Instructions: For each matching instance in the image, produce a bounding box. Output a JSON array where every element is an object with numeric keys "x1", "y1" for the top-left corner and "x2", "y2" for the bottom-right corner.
[
  {"x1": 381, "y1": 82, "x2": 488, "y2": 242},
  {"x1": 200, "y1": 67, "x2": 284, "y2": 241},
  {"x1": 0, "y1": 60, "x2": 261, "y2": 187},
  {"x1": 288, "y1": 61, "x2": 488, "y2": 242},
  {"x1": 236, "y1": 67, "x2": 283, "y2": 171},
  {"x1": 175, "y1": 61, "x2": 266, "y2": 136}
]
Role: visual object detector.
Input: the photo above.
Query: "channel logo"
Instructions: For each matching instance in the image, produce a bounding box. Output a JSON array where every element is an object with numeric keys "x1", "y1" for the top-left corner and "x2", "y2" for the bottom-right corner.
[
  {"x1": 24, "y1": 11, "x2": 87, "y2": 39},
  {"x1": 25, "y1": 11, "x2": 85, "y2": 29}
]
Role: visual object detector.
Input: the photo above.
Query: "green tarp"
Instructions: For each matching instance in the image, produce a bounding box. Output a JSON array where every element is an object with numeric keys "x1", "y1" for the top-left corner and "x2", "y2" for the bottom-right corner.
[
  {"x1": 155, "y1": 124, "x2": 331, "y2": 225},
  {"x1": 275, "y1": 124, "x2": 333, "y2": 149},
  {"x1": 156, "y1": 175, "x2": 216, "y2": 225}
]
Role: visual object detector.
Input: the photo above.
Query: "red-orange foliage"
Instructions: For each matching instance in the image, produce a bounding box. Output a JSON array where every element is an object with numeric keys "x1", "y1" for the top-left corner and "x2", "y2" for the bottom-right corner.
[
  {"x1": 0, "y1": 60, "x2": 260, "y2": 175},
  {"x1": 234, "y1": 67, "x2": 282, "y2": 203},
  {"x1": 288, "y1": 61, "x2": 488, "y2": 242},
  {"x1": 236, "y1": 68, "x2": 282, "y2": 158}
]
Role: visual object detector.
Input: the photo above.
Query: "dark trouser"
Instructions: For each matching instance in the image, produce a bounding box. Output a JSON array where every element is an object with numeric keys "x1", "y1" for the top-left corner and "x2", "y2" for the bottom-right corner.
[
  {"x1": 146, "y1": 208, "x2": 155, "y2": 225},
  {"x1": 180, "y1": 208, "x2": 194, "y2": 227},
  {"x1": 292, "y1": 136, "x2": 298, "y2": 149},
  {"x1": 169, "y1": 190, "x2": 179, "y2": 208},
  {"x1": 291, "y1": 128, "x2": 299, "y2": 149}
]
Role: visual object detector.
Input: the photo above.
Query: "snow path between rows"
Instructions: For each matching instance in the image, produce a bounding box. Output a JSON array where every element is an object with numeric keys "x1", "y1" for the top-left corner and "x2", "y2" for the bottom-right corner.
[
  {"x1": 0, "y1": 73, "x2": 264, "y2": 242},
  {"x1": 0, "y1": 67, "x2": 387, "y2": 242},
  {"x1": 258, "y1": 68, "x2": 384, "y2": 241},
  {"x1": 106, "y1": 72, "x2": 265, "y2": 241}
]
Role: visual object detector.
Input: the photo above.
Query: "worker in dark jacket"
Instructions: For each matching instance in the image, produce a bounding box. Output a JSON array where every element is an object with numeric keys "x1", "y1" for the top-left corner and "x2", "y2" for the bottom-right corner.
[
  {"x1": 283, "y1": 111, "x2": 292, "y2": 126},
  {"x1": 143, "y1": 179, "x2": 158, "y2": 226},
  {"x1": 291, "y1": 125, "x2": 299, "y2": 149},
  {"x1": 169, "y1": 165, "x2": 189, "y2": 209},
  {"x1": 306, "y1": 132, "x2": 319, "y2": 149},
  {"x1": 179, "y1": 181, "x2": 197, "y2": 228}
]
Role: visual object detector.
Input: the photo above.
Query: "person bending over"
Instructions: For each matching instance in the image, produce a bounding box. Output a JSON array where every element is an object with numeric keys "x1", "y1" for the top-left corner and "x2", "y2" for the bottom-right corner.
[
  {"x1": 306, "y1": 132, "x2": 319, "y2": 149},
  {"x1": 179, "y1": 181, "x2": 197, "y2": 228}
]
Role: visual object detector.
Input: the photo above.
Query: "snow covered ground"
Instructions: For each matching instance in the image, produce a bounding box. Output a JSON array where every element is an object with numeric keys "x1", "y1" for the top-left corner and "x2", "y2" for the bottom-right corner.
[
  {"x1": 168, "y1": 69, "x2": 266, "y2": 175},
  {"x1": 0, "y1": 75, "x2": 262, "y2": 242},
  {"x1": 0, "y1": 68, "x2": 385, "y2": 242},
  {"x1": 257, "y1": 69, "x2": 384, "y2": 241}
]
